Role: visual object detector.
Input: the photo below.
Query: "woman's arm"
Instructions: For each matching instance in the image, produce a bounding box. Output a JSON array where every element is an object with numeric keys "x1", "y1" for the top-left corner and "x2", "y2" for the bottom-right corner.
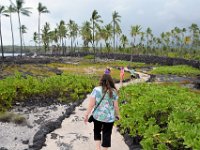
[
  {"x1": 113, "y1": 100, "x2": 120, "y2": 119},
  {"x1": 84, "y1": 96, "x2": 96, "y2": 124}
]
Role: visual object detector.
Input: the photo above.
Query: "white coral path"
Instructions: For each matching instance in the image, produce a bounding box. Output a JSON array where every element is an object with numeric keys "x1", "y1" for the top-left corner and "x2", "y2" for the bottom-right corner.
[{"x1": 42, "y1": 72, "x2": 150, "y2": 150}]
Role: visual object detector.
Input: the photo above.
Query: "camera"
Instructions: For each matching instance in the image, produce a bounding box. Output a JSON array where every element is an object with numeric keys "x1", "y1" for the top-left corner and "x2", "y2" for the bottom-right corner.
[{"x1": 115, "y1": 116, "x2": 119, "y2": 120}]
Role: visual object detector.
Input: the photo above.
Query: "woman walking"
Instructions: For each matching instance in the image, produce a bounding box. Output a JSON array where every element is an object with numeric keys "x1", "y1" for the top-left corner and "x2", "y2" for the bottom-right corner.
[
  {"x1": 120, "y1": 67, "x2": 125, "y2": 86},
  {"x1": 84, "y1": 74, "x2": 120, "y2": 150}
]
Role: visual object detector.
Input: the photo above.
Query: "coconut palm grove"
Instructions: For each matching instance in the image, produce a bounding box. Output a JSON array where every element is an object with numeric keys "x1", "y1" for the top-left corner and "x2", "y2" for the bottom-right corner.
[{"x1": 0, "y1": 0, "x2": 200, "y2": 150}]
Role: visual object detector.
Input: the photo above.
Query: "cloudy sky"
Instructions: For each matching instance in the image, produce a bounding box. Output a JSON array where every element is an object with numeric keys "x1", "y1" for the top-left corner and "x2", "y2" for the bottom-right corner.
[{"x1": 1, "y1": 0, "x2": 200, "y2": 46}]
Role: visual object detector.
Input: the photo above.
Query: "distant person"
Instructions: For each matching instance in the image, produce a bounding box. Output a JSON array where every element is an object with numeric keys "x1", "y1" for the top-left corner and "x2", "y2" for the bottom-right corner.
[
  {"x1": 104, "y1": 67, "x2": 111, "y2": 75},
  {"x1": 130, "y1": 68, "x2": 140, "y2": 79},
  {"x1": 84, "y1": 74, "x2": 120, "y2": 150},
  {"x1": 120, "y1": 67, "x2": 125, "y2": 86},
  {"x1": 130, "y1": 68, "x2": 136, "y2": 79}
]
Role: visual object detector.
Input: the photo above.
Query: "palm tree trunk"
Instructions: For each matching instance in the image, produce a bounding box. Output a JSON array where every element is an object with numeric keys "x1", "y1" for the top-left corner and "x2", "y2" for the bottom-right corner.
[
  {"x1": 45, "y1": 43, "x2": 46, "y2": 54},
  {"x1": 92, "y1": 20, "x2": 96, "y2": 62},
  {"x1": 73, "y1": 38, "x2": 76, "y2": 52},
  {"x1": 71, "y1": 38, "x2": 73, "y2": 52},
  {"x1": 22, "y1": 34, "x2": 25, "y2": 51},
  {"x1": 113, "y1": 22, "x2": 115, "y2": 51},
  {"x1": 0, "y1": 16, "x2": 4, "y2": 60},
  {"x1": 61, "y1": 38, "x2": 64, "y2": 55},
  {"x1": 9, "y1": 13, "x2": 15, "y2": 58},
  {"x1": 131, "y1": 37, "x2": 136, "y2": 62},
  {"x1": 116, "y1": 35, "x2": 118, "y2": 50},
  {"x1": 38, "y1": 13, "x2": 41, "y2": 51},
  {"x1": 47, "y1": 43, "x2": 49, "y2": 54},
  {"x1": 17, "y1": 12, "x2": 23, "y2": 57}
]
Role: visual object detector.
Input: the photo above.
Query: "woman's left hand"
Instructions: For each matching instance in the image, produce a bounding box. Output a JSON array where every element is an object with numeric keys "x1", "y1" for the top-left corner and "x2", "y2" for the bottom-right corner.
[{"x1": 84, "y1": 115, "x2": 88, "y2": 125}]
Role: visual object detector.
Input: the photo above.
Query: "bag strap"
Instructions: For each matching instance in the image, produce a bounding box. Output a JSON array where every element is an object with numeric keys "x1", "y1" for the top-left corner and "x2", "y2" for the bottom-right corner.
[{"x1": 92, "y1": 89, "x2": 107, "y2": 113}]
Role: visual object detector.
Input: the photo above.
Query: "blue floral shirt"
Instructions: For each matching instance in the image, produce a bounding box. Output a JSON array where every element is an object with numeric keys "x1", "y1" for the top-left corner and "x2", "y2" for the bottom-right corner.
[{"x1": 90, "y1": 86, "x2": 118, "y2": 122}]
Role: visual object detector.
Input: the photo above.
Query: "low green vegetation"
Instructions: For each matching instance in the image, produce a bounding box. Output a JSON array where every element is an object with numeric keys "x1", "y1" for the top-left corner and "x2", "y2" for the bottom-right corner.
[
  {"x1": 83, "y1": 55, "x2": 95, "y2": 59},
  {"x1": 48, "y1": 60, "x2": 148, "y2": 81},
  {"x1": 118, "y1": 83, "x2": 200, "y2": 149},
  {"x1": 96, "y1": 60, "x2": 148, "y2": 68},
  {"x1": 1, "y1": 60, "x2": 146, "y2": 112},
  {"x1": 1, "y1": 64, "x2": 57, "y2": 78},
  {"x1": 1, "y1": 59, "x2": 148, "y2": 81},
  {"x1": 150, "y1": 65, "x2": 200, "y2": 76},
  {"x1": 0, "y1": 72, "x2": 97, "y2": 112}
]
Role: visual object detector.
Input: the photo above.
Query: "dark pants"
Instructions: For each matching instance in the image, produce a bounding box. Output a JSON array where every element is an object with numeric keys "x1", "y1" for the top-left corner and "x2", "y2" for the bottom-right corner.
[{"x1": 93, "y1": 119, "x2": 114, "y2": 147}]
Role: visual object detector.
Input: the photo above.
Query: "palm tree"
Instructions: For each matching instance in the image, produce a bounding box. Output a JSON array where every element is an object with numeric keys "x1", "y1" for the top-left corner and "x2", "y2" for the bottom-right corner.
[
  {"x1": 41, "y1": 22, "x2": 50, "y2": 54},
  {"x1": 146, "y1": 27, "x2": 152, "y2": 48},
  {"x1": 57, "y1": 20, "x2": 67, "y2": 55},
  {"x1": 13, "y1": 0, "x2": 31, "y2": 57},
  {"x1": 49, "y1": 28, "x2": 59, "y2": 54},
  {"x1": 100, "y1": 24, "x2": 112, "y2": 54},
  {"x1": 170, "y1": 28, "x2": 176, "y2": 48},
  {"x1": 67, "y1": 19, "x2": 79, "y2": 52},
  {"x1": 174, "y1": 27, "x2": 181, "y2": 48},
  {"x1": 67, "y1": 19, "x2": 74, "y2": 51},
  {"x1": 165, "y1": 32, "x2": 171, "y2": 50},
  {"x1": 90, "y1": 10, "x2": 103, "y2": 61},
  {"x1": 160, "y1": 32, "x2": 166, "y2": 49},
  {"x1": 189, "y1": 23, "x2": 199, "y2": 49},
  {"x1": 149, "y1": 33, "x2": 154, "y2": 49},
  {"x1": 115, "y1": 25, "x2": 122, "y2": 50},
  {"x1": 120, "y1": 34, "x2": 128, "y2": 49},
  {"x1": 80, "y1": 21, "x2": 92, "y2": 48},
  {"x1": 33, "y1": 32, "x2": 38, "y2": 50},
  {"x1": 71, "y1": 21, "x2": 79, "y2": 52},
  {"x1": 5, "y1": 4, "x2": 16, "y2": 57},
  {"x1": 0, "y1": 5, "x2": 9, "y2": 59},
  {"x1": 156, "y1": 37, "x2": 162, "y2": 50},
  {"x1": 181, "y1": 28, "x2": 186, "y2": 49},
  {"x1": 20, "y1": 25, "x2": 27, "y2": 49},
  {"x1": 140, "y1": 32, "x2": 145, "y2": 46},
  {"x1": 112, "y1": 11, "x2": 121, "y2": 50},
  {"x1": 95, "y1": 30, "x2": 102, "y2": 49},
  {"x1": 37, "y1": 2, "x2": 49, "y2": 51},
  {"x1": 130, "y1": 25, "x2": 142, "y2": 61},
  {"x1": 160, "y1": 32, "x2": 170, "y2": 52}
]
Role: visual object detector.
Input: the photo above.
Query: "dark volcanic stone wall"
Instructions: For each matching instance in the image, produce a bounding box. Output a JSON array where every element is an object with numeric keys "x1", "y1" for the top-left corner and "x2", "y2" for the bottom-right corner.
[
  {"x1": 1, "y1": 53, "x2": 200, "y2": 69},
  {"x1": 66, "y1": 52, "x2": 200, "y2": 69}
]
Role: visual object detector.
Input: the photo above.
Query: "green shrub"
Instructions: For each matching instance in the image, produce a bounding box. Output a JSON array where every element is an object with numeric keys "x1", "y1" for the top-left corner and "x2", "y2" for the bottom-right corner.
[
  {"x1": 118, "y1": 83, "x2": 200, "y2": 149},
  {"x1": 83, "y1": 55, "x2": 94, "y2": 59},
  {"x1": 0, "y1": 73, "x2": 97, "y2": 112}
]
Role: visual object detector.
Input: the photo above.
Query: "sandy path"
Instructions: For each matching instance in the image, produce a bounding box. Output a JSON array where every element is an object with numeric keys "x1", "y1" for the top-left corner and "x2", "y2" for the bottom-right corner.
[{"x1": 42, "y1": 72, "x2": 150, "y2": 150}]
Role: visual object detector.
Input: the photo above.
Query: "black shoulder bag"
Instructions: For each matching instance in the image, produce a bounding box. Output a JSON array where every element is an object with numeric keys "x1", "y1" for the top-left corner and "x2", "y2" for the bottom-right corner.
[{"x1": 88, "y1": 90, "x2": 107, "y2": 123}]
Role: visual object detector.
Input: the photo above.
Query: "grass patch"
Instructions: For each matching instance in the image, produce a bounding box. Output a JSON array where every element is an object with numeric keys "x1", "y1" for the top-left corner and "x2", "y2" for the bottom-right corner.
[
  {"x1": 1, "y1": 64, "x2": 56, "y2": 78},
  {"x1": 150, "y1": 65, "x2": 200, "y2": 76},
  {"x1": 49, "y1": 63, "x2": 130, "y2": 81},
  {"x1": 83, "y1": 55, "x2": 94, "y2": 59},
  {"x1": 48, "y1": 60, "x2": 147, "y2": 81}
]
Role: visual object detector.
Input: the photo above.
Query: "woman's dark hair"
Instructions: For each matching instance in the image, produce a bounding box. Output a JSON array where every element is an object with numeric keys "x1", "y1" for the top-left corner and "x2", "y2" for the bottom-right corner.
[{"x1": 99, "y1": 74, "x2": 117, "y2": 98}]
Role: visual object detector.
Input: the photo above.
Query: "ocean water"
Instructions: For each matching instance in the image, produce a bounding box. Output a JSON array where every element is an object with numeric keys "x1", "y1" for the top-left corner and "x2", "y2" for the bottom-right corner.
[{"x1": 3, "y1": 53, "x2": 25, "y2": 57}]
